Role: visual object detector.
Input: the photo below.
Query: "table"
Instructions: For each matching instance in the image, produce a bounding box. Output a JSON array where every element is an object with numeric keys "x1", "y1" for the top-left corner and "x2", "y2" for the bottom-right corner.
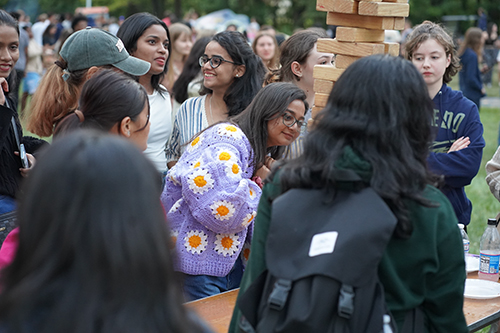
[
  {"x1": 185, "y1": 277, "x2": 500, "y2": 333},
  {"x1": 466, "y1": 271, "x2": 500, "y2": 332}
]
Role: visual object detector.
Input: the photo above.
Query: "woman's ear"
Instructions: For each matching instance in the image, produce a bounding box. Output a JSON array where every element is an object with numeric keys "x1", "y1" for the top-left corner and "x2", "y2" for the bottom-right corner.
[
  {"x1": 86, "y1": 66, "x2": 101, "y2": 81},
  {"x1": 119, "y1": 117, "x2": 132, "y2": 137},
  {"x1": 291, "y1": 61, "x2": 303, "y2": 79},
  {"x1": 235, "y1": 65, "x2": 246, "y2": 78}
]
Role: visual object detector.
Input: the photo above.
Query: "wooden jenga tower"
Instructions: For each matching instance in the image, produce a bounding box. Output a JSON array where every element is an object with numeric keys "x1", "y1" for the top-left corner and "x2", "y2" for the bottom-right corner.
[{"x1": 311, "y1": 0, "x2": 410, "y2": 118}]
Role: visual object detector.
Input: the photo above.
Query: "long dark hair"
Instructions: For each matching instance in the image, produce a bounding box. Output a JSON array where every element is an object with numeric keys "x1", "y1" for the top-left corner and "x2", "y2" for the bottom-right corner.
[
  {"x1": 200, "y1": 31, "x2": 266, "y2": 117},
  {"x1": 0, "y1": 131, "x2": 200, "y2": 333},
  {"x1": 0, "y1": 10, "x2": 19, "y2": 106},
  {"x1": 172, "y1": 36, "x2": 211, "y2": 104},
  {"x1": 277, "y1": 54, "x2": 436, "y2": 239},
  {"x1": 54, "y1": 70, "x2": 149, "y2": 136},
  {"x1": 117, "y1": 12, "x2": 171, "y2": 94},
  {"x1": 231, "y1": 82, "x2": 308, "y2": 171}
]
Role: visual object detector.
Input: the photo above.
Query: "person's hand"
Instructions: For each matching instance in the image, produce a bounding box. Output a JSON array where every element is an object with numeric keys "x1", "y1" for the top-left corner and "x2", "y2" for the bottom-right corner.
[
  {"x1": 264, "y1": 156, "x2": 275, "y2": 170},
  {"x1": 0, "y1": 78, "x2": 9, "y2": 105},
  {"x1": 255, "y1": 164, "x2": 271, "y2": 181},
  {"x1": 15, "y1": 152, "x2": 35, "y2": 177},
  {"x1": 448, "y1": 136, "x2": 470, "y2": 153}
]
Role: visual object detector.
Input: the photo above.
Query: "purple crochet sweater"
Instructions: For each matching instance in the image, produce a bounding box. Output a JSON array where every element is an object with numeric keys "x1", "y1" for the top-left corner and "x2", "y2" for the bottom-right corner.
[{"x1": 161, "y1": 123, "x2": 261, "y2": 276}]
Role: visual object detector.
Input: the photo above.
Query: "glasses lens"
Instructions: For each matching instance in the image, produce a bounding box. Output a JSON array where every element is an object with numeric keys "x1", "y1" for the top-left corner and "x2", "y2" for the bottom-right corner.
[
  {"x1": 282, "y1": 113, "x2": 294, "y2": 127},
  {"x1": 210, "y1": 56, "x2": 221, "y2": 68},
  {"x1": 199, "y1": 56, "x2": 205, "y2": 67}
]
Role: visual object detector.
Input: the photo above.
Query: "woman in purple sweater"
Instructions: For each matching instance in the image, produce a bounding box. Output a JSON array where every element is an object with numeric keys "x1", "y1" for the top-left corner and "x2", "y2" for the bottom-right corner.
[{"x1": 161, "y1": 82, "x2": 308, "y2": 301}]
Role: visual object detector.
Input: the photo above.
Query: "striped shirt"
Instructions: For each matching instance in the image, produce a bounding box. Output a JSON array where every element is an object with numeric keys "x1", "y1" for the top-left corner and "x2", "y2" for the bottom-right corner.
[
  {"x1": 286, "y1": 108, "x2": 312, "y2": 159},
  {"x1": 165, "y1": 95, "x2": 208, "y2": 164}
]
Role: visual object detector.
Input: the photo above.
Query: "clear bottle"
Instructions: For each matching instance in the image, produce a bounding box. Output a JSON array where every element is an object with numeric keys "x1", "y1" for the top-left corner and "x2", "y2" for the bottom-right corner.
[
  {"x1": 459, "y1": 224, "x2": 470, "y2": 255},
  {"x1": 479, "y1": 218, "x2": 500, "y2": 281}
]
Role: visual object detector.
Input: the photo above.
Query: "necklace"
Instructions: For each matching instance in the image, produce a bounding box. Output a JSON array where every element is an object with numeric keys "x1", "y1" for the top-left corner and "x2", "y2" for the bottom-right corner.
[{"x1": 208, "y1": 94, "x2": 214, "y2": 124}]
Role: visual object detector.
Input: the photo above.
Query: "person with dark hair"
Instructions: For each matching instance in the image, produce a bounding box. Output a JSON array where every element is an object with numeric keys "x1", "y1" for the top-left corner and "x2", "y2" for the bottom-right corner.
[
  {"x1": 41, "y1": 23, "x2": 57, "y2": 48},
  {"x1": 229, "y1": 54, "x2": 468, "y2": 333},
  {"x1": 265, "y1": 29, "x2": 334, "y2": 158},
  {"x1": 171, "y1": 36, "x2": 211, "y2": 118},
  {"x1": 117, "y1": 13, "x2": 173, "y2": 174},
  {"x1": 457, "y1": 27, "x2": 486, "y2": 108},
  {"x1": 162, "y1": 82, "x2": 307, "y2": 301},
  {"x1": 71, "y1": 14, "x2": 88, "y2": 32},
  {"x1": 27, "y1": 27, "x2": 151, "y2": 137},
  {"x1": 0, "y1": 131, "x2": 213, "y2": 333},
  {"x1": 166, "y1": 31, "x2": 266, "y2": 168},
  {"x1": 0, "y1": 9, "x2": 45, "y2": 215},
  {"x1": 54, "y1": 70, "x2": 151, "y2": 151},
  {"x1": 405, "y1": 21, "x2": 484, "y2": 227}
]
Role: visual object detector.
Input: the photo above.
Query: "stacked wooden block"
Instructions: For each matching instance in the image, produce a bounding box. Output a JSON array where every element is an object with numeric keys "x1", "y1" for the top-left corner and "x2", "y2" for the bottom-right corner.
[{"x1": 312, "y1": 0, "x2": 409, "y2": 118}]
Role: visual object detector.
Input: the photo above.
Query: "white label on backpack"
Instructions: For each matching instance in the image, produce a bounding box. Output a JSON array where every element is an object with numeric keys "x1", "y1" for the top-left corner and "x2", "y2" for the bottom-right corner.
[{"x1": 309, "y1": 231, "x2": 338, "y2": 257}]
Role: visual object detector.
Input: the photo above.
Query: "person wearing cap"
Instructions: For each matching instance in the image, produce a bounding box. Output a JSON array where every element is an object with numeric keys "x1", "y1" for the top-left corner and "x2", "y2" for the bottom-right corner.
[
  {"x1": 117, "y1": 13, "x2": 173, "y2": 175},
  {"x1": 26, "y1": 27, "x2": 150, "y2": 138}
]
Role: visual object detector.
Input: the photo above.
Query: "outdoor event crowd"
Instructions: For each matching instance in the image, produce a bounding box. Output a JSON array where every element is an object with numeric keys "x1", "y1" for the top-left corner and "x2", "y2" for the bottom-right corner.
[{"x1": 0, "y1": 5, "x2": 499, "y2": 333}]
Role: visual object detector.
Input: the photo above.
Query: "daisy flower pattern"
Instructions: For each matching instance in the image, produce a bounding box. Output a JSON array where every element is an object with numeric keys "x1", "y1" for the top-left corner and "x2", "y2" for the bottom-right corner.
[
  {"x1": 216, "y1": 149, "x2": 234, "y2": 162},
  {"x1": 170, "y1": 230, "x2": 179, "y2": 247},
  {"x1": 214, "y1": 233, "x2": 241, "y2": 257},
  {"x1": 169, "y1": 199, "x2": 182, "y2": 214},
  {"x1": 241, "y1": 211, "x2": 256, "y2": 228},
  {"x1": 241, "y1": 242, "x2": 251, "y2": 265},
  {"x1": 210, "y1": 200, "x2": 236, "y2": 221},
  {"x1": 249, "y1": 186, "x2": 257, "y2": 200},
  {"x1": 217, "y1": 124, "x2": 243, "y2": 140},
  {"x1": 187, "y1": 169, "x2": 214, "y2": 194},
  {"x1": 186, "y1": 134, "x2": 202, "y2": 153},
  {"x1": 184, "y1": 230, "x2": 208, "y2": 254},
  {"x1": 225, "y1": 161, "x2": 241, "y2": 178}
]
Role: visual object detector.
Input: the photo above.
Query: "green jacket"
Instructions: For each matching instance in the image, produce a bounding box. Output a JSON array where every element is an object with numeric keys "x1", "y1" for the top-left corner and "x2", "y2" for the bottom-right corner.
[{"x1": 229, "y1": 148, "x2": 468, "y2": 333}]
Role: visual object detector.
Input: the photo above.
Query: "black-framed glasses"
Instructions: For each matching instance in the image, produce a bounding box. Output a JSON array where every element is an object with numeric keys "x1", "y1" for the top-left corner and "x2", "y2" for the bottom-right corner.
[
  {"x1": 199, "y1": 55, "x2": 240, "y2": 69},
  {"x1": 282, "y1": 112, "x2": 306, "y2": 130},
  {"x1": 134, "y1": 106, "x2": 150, "y2": 132}
]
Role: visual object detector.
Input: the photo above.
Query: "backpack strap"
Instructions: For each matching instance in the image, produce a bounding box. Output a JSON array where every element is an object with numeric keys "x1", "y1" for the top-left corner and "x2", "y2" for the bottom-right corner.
[{"x1": 256, "y1": 279, "x2": 292, "y2": 333}]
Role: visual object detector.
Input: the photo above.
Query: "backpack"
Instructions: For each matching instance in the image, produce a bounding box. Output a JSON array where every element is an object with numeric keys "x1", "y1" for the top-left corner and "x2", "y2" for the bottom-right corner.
[{"x1": 237, "y1": 170, "x2": 418, "y2": 333}]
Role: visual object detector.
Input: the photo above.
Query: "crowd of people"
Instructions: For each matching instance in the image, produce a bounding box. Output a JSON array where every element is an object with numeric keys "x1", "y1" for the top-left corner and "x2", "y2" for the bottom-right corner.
[{"x1": 1, "y1": 6, "x2": 500, "y2": 332}]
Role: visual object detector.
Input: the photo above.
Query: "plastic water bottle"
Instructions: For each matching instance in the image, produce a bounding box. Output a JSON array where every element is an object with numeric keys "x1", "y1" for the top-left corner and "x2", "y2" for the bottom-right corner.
[
  {"x1": 459, "y1": 224, "x2": 469, "y2": 255},
  {"x1": 479, "y1": 218, "x2": 500, "y2": 281}
]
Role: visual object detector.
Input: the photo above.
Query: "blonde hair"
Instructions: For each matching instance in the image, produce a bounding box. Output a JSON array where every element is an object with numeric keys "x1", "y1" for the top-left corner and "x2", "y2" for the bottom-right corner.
[
  {"x1": 164, "y1": 23, "x2": 192, "y2": 92},
  {"x1": 252, "y1": 32, "x2": 279, "y2": 70},
  {"x1": 404, "y1": 20, "x2": 460, "y2": 84}
]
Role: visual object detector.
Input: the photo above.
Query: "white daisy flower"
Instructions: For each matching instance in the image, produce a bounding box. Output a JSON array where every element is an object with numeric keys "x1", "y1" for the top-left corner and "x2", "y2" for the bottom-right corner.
[
  {"x1": 184, "y1": 230, "x2": 208, "y2": 254},
  {"x1": 240, "y1": 242, "x2": 251, "y2": 265},
  {"x1": 225, "y1": 161, "x2": 242, "y2": 177},
  {"x1": 241, "y1": 211, "x2": 256, "y2": 227},
  {"x1": 214, "y1": 233, "x2": 241, "y2": 257},
  {"x1": 216, "y1": 149, "x2": 235, "y2": 162},
  {"x1": 217, "y1": 124, "x2": 243, "y2": 139},
  {"x1": 170, "y1": 230, "x2": 179, "y2": 247},
  {"x1": 169, "y1": 199, "x2": 182, "y2": 214},
  {"x1": 187, "y1": 169, "x2": 214, "y2": 194},
  {"x1": 167, "y1": 173, "x2": 180, "y2": 186},
  {"x1": 249, "y1": 186, "x2": 257, "y2": 200},
  {"x1": 192, "y1": 160, "x2": 202, "y2": 169},
  {"x1": 186, "y1": 134, "x2": 202, "y2": 152},
  {"x1": 210, "y1": 200, "x2": 236, "y2": 221}
]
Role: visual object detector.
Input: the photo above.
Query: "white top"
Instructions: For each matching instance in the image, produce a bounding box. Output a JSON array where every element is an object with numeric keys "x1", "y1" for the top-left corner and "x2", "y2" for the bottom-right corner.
[
  {"x1": 165, "y1": 95, "x2": 208, "y2": 163},
  {"x1": 144, "y1": 86, "x2": 173, "y2": 172}
]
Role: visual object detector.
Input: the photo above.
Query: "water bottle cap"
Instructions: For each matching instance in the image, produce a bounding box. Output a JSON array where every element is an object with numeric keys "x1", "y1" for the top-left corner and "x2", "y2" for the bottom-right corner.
[{"x1": 488, "y1": 218, "x2": 497, "y2": 226}]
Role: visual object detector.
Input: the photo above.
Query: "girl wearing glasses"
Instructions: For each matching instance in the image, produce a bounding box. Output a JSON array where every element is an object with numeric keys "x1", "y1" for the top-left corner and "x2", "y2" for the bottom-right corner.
[
  {"x1": 54, "y1": 70, "x2": 151, "y2": 152},
  {"x1": 165, "y1": 31, "x2": 266, "y2": 168},
  {"x1": 117, "y1": 13, "x2": 173, "y2": 174},
  {"x1": 162, "y1": 82, "x2": 307, "y2": 301}
]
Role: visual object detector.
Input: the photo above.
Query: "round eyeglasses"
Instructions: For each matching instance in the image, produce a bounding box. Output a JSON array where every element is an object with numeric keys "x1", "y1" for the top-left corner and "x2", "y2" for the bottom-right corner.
[
  {"x1": 199, "y1": 55, "x2": 241, "y2": 69},
  {"x1": 282, "y1": 112, "x2": 306, "y2": 130}
]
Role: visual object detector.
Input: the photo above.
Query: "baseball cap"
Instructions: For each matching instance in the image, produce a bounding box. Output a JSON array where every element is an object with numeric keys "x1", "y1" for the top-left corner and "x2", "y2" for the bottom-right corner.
[{"x1": 60, "y1": 27, "x2": 150, "y2": 76}]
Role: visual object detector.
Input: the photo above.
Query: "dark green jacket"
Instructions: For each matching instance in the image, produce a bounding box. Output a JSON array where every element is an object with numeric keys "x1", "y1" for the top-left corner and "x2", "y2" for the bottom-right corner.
[{"x1": 229, "y1": 148, "x2": 468, "y2": 333}]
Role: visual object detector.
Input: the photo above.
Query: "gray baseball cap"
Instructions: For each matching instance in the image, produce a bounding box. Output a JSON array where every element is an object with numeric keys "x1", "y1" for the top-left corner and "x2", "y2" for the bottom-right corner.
[{"x1": 60, "y1": 27, "x2": 150, "y2": 76}]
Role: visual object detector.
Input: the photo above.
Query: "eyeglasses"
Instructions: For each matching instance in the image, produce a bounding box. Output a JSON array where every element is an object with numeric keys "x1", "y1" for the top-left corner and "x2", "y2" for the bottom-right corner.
[
  {"x1": 134, "y1": 107, "x2": 150, "y2": 132},
  {"x1": 199, "y1": 55, "x2": 240, "y2": 69},
  {"x1": 282, "y1": 112, "x2": 306, "y2": 130}
]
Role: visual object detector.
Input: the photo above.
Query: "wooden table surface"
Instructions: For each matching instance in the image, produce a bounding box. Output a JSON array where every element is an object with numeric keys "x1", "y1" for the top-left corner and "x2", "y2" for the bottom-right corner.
[{"x1": 185, "y1": 273, "x2": 500, "y2": 333}]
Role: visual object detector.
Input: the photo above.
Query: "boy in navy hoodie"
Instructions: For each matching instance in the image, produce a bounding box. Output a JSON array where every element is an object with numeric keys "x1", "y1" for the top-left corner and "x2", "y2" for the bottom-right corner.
[{"x1": 405, "y1": 21, "x2": 485, "y2": 226}]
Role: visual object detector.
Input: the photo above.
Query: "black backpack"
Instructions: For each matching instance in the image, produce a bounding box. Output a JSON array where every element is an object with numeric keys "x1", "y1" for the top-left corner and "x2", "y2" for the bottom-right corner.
[{"x1": 237, "y1": 170, "x2": 421, "y2": 333}]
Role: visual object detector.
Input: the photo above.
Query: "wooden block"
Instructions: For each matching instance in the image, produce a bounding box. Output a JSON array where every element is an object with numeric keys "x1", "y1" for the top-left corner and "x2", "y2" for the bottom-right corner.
[
  {"x1": 383, "y1": 0, "x2": 409, "y2": 3},
  {"x1": 384, "y1": 42, "x2": 400, "y2": 56},
  {"x1": 393, "y1": 17, "x2": 405, "y2": 30},
  {"x1": 327, "y1": 12, "x2": 395, "y2": 30},
  {"x1": 335, "y1": 55, "x2": 361, "y2": 68},
  {"x1": 317, "y1": 0, "x2": 358, "y2": 13},
  {"x1": 314, "y1": 93, "x2": 330, "y2": 108},
  {"x1": 311, "y1": 106, "x2": 324, "y2": 118},
  {"x1": 313, "y1": 65, "x2": 345, "y2": 81},
  {"x1": 358, "y1": 2, "x2": 409, "y2": 17},
  {"x1": 336, "y1": 27, "x2": 385, "y2": 42},
  {"x1": 314, "y1": 79, "x2": 334, "y2": 94},
  {"x1": 317, "y1": 38, "x2": 385, "y2": 57}
]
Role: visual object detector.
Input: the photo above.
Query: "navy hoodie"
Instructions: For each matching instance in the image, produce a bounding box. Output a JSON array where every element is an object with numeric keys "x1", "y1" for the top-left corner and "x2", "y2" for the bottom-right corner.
[{"x1": 428, "y1": 84, "x2": 485, "y2": 225}]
